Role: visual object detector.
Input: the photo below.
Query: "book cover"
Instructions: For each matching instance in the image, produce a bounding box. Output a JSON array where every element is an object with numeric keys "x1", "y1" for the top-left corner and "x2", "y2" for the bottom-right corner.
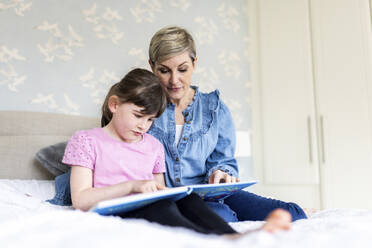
[
  {"x1": 91, "y1": 186, "x2": 191, "y2": 216},
  {"x1": 90, "y1": 181, "x2": 257, "y2": 216},
  {"x1": 190, "y1": 181, "x2": 257, "y2": 201}
]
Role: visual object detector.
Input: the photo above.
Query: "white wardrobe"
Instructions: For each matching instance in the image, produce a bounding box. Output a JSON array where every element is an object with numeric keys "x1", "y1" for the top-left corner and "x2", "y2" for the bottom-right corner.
[{"x1": 249, "y1": 0, "x2": 372, "y2": 209}]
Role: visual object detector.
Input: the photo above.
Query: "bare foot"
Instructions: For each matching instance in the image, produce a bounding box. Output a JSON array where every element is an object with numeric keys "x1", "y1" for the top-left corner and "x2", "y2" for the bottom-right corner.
[
  {"x1": 223, "y1": 209, "x2": 291, "y2": 240},
  {"x1": 222, "y1": 233, "x2": 243, "y2": 240},
  {"x1": 260, "y1": 209, "x2": 291, "y2": 232}
]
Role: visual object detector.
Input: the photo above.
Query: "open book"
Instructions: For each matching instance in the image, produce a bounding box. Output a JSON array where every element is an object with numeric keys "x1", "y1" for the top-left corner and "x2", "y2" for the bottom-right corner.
[{"x1": 90, "y1": 181, "x2": 257, "y2": 216}]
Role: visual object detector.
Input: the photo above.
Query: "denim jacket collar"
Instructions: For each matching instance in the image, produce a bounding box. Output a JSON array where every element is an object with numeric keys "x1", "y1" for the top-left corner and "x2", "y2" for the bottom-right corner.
[{"x1": 149, "y1": 86, "x2": 238, "y2": 187}]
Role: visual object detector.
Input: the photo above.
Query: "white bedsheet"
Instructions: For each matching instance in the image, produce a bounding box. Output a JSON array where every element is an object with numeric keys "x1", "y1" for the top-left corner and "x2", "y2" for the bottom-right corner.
[{"x1": 0, "y1": 179, "x2": 371, "y2": 248}]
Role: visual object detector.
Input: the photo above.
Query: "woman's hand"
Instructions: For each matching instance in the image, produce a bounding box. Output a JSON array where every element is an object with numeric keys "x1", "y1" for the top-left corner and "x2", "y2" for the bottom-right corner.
[
  {"x1": 208, "y1": 170, "x2": 240, "y2": 184},
  {"x1": 131, "y1": 180, "x2": 165, "y2": 193}
]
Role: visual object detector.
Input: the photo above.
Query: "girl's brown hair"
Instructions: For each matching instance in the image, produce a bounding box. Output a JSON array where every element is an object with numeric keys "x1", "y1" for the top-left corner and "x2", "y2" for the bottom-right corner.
[{"x1": 101, "y1": 68, "x2": 167, "y2": 127}]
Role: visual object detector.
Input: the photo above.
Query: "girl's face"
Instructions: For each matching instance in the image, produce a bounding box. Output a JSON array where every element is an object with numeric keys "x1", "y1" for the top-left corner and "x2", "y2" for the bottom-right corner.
[
  {"x1": 151, "y1": 51, "x2": 196, "y2": 104},
  {"x1": 108, "y1": 100, "x2": 156, "y2": 143}
]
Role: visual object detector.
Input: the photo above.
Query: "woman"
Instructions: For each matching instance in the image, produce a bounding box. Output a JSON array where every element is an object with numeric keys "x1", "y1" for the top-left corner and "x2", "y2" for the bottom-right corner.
[{"x1": 147, "y1": 26, "x2": 307, "y2": 222}]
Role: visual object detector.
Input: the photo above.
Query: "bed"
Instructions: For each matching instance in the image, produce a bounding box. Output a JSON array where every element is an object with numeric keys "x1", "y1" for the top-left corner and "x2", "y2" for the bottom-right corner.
[{"x1": 1, "y1": 111, "x2": 372, "y2": 248}]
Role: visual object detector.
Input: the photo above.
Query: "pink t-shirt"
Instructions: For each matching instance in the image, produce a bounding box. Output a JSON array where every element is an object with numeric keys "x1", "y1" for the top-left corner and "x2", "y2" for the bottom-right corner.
[{"x1": 62, "y1": 128, "x2": 165, "y2": 188}]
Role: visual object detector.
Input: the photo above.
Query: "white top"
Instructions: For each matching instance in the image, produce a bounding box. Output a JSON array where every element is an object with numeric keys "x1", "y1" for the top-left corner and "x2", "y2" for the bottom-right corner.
[{"x1": 175, "y1": 125, "x2": 184, "y2": 146}]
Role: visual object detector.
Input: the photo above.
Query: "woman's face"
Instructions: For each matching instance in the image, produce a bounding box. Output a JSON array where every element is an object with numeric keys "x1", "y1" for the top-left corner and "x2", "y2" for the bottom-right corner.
[{"x1": 151, "y1": 51, "x2": 196, "y2": 103}]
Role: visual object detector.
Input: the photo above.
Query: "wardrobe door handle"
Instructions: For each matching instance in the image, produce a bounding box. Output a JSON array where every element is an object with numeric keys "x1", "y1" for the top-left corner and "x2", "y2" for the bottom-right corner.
[
  {"x1": 320, "y1": 115, "x2": 326, "y2": 163},
  {"x1": 307, "y1": 116, "x2": 313, "y2": 164}
]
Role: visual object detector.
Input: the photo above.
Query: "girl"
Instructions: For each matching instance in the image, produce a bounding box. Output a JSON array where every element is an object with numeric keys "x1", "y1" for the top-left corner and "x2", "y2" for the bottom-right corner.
[{"x1": 62, "y1": 68, "x2": 291, "y2": 237}]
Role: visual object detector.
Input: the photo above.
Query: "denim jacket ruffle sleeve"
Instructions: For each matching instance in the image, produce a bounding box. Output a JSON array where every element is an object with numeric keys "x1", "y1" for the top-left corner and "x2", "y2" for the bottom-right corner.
[{"x1": 148, "y1": 86, "x2": 239, "y2": 187}]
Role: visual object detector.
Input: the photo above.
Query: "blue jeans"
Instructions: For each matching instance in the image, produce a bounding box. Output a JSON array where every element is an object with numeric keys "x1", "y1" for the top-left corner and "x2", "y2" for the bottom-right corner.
[
  {"x1": 206, "y1": 190, "x2": 307, "y2": 222},
  {"x1": 47, "y1": 170, "x2": 72, "y2": 206}
]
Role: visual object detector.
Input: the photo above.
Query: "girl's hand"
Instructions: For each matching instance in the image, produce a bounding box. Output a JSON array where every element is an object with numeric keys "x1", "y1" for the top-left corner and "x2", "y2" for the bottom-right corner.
[
  {"x1": 131, "y1": 180, "x2": 164, "y2": 193},
  {"x1": 208, "y1": 170, "x2": 240, "y2": 184}
]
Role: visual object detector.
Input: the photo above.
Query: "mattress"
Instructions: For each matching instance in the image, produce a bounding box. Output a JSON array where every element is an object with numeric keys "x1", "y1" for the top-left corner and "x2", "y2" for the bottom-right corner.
[{"x1": 0, "y1": 179, "x2": 372, "y2": 248}]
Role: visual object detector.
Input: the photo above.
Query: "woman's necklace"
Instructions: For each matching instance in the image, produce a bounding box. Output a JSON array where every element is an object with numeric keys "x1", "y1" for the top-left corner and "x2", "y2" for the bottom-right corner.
[{"x1": 175, "y1": 88, "x2": 195, "y2": 124}]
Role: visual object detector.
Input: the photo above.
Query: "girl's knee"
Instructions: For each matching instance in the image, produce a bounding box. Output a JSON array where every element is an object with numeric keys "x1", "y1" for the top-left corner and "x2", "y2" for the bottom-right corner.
[
  {"x1": 177, "y1": 193, "x2": 204, "y2": 206},
  {"x1": 186, "y1": 193, "x2": 204, "y2": 202},
  {"x1": 152, "y1": 199, "x2": 178, "y2": 211}
]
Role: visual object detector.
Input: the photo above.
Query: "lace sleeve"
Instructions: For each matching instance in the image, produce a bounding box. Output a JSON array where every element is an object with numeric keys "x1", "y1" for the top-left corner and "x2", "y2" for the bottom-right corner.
[{"x1": 62, "y1": 130, "x2": 96, "y2": 169}]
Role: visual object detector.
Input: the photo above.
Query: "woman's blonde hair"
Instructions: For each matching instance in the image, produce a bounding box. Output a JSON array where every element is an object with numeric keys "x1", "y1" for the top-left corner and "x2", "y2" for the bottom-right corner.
[
  {"x1": 149, "y1": 26, "x2": 196, "y2": 65},
  {"x1": 101, "y1": 68, "x2": 167, "y2": 127}
]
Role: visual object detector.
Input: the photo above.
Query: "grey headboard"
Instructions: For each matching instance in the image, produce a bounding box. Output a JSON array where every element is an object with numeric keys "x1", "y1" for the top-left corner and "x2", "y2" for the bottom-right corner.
[{"x1": 0, "y1": 111, "x2": 100, "y2": 179}]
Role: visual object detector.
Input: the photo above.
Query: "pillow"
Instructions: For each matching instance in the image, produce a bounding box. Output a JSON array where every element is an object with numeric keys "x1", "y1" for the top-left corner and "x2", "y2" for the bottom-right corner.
[
  {"x1": 46, "y1": 170, "x2": 72, "y2": 206},
  {"x1": 35, "y1": 141, "x2": 69, "y2": 176}
]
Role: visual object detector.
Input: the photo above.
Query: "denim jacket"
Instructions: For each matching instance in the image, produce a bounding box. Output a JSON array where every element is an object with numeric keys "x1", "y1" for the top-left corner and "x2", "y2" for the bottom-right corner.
[{"x1": 148, "y1": 86, "x2": 238, "y2": 187}]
